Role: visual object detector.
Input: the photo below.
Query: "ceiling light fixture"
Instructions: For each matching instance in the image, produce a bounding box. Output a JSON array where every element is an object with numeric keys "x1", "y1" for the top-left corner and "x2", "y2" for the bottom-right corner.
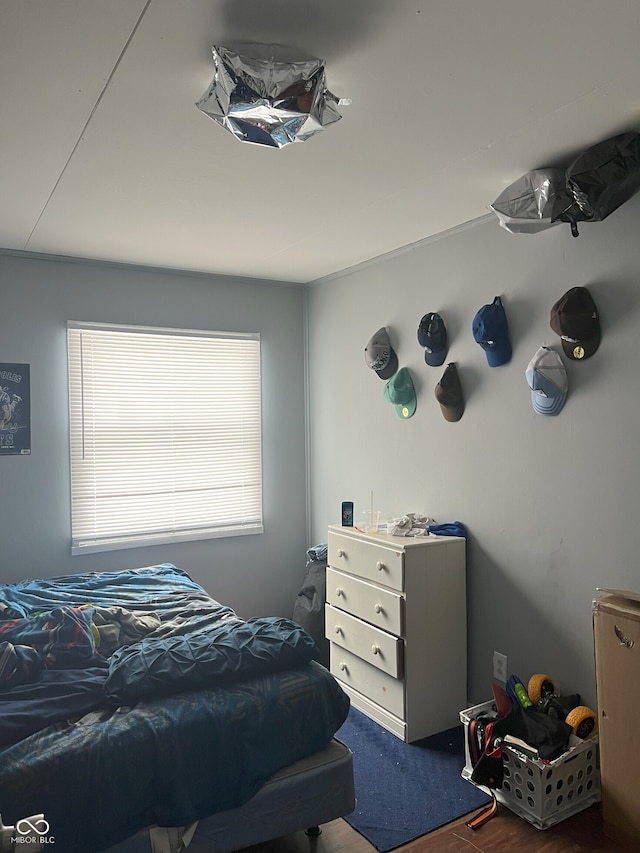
[{"x1": 196, "y1": 44, "x2": 348, "y2": 148}]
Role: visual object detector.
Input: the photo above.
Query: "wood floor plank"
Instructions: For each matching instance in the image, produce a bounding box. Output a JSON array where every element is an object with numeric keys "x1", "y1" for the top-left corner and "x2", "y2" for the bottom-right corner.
[{"x1": 241, "y1": 804, "x2": 628, "y2": 853}]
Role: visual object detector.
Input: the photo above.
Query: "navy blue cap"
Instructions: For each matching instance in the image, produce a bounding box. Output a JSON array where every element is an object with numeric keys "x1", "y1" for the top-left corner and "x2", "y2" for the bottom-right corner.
[
  {"x1": 417, "y1": 312, "x2": 448, "y2": 366},
  {"x1": 472, "y1": 296, "x2": 512, "y2": 367}
]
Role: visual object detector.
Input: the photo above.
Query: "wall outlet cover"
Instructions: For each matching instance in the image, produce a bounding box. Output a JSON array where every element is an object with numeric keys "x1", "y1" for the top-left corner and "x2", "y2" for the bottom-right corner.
[{"x1": 493, "y1": 651, "x2": 507, "y2": 683}]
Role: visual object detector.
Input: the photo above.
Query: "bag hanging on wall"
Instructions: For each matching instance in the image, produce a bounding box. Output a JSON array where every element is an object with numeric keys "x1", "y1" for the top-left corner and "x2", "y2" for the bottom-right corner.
[
  {"x1": 490, "y1": 168, "x2": 565, "y2": 234},
  {"x1": 491, "y1": 132, "x2": 640, "y2": 237},
  {"x1": 552, "y1": 131, "x2": 640, "y2": 236}
]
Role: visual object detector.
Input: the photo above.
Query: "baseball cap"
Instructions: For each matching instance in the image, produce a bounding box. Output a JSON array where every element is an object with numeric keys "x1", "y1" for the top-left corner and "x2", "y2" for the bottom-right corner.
[
  {"x1": 472, "y1": 296, "x2": 512, "y2": 367},
  {"x1": 417, "y1": 312, "x2": 448, "y2": 366},
  {"x1": 434, "y1": 362, "x2": 464, "y2": 422},
  {"x1": 383, "y1": 367, "x2": 417, "y2": 419},
  {"x1": 364, "y1": 327, "x2": 398, "y2": 380},
  {"x1": 525, "y1": 346, "x2": 568, "y2": 416},
  {"x1": 549, "y1": 286, "x2": 600, "y2": 360}
]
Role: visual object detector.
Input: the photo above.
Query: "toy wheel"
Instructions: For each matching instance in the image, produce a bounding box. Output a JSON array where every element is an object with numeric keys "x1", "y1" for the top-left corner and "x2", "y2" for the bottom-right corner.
[
  {"x1": 527, "y1": 673, "x2": 555, "y2": 705},
  {"x1": 565, "y1": 705, "x2": 598, "y2": 738}
]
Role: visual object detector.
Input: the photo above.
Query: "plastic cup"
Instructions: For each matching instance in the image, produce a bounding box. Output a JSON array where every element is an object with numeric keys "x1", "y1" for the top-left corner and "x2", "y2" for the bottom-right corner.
[{"x1": 363, "y1": 511, "x2": 381, "y2": 533}]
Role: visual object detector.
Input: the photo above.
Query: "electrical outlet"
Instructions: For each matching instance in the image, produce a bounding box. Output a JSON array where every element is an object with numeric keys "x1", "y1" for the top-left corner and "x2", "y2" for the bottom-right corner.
[{"x1": 493, "y1": 651, "x2": 507, "y2": 683}]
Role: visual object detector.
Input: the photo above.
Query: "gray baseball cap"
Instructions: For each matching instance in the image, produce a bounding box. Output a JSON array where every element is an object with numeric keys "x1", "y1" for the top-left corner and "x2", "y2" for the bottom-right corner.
[{"x1": 364, "y1": 327, "x2": 398, "y2": 380}]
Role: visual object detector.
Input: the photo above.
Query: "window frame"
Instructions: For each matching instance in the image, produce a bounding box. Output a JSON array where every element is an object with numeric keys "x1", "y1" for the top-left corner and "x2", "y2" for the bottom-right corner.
[{"x1": 67, "y1": 320, "x2": 263, "y2": 555}]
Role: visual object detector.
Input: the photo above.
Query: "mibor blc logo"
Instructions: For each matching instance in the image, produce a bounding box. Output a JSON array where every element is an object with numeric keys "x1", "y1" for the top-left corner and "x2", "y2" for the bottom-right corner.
[{"x1": 12, "y1": 815, "x2": 55, "y2": 846}]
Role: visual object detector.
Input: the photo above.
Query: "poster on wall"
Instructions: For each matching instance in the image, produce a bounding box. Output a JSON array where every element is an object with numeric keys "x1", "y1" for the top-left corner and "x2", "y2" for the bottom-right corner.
[{"x1": 0, "y1": 363, "x2": 31, "y2": 455}]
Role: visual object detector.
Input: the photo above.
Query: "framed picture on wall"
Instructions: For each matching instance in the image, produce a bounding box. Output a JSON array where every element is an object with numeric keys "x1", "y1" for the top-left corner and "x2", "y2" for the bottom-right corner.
[{"x1": 0, "y1": 363, "x2": 31, "y2": 455}]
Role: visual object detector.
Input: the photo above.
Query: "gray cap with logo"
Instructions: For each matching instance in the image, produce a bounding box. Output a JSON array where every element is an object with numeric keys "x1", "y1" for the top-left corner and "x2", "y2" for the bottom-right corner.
[{"x1": 364, "y1": 327, "x2": 398, "y2": 380}]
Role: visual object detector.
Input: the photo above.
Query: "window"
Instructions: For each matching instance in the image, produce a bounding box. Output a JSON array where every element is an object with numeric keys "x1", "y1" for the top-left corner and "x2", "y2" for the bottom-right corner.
[{"x1": 67, "y1": 321, "x2": 262, "y2": 554}]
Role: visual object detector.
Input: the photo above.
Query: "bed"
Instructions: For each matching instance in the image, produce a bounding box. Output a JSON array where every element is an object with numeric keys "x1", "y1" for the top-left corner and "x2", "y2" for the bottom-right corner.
[{"x1": 0, "y1": 563, "x2": 355, "y2": 853}]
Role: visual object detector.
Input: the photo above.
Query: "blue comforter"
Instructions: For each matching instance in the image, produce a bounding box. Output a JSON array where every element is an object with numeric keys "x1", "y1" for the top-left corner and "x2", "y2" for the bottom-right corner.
[{"x1": 0, "y1": 564, "x2": 350, "y2": 853}]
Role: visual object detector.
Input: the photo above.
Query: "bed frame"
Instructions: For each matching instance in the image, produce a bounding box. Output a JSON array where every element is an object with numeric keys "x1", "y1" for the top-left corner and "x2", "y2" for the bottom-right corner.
[{"x1": 104, "y1": 738, "x2": 355, "y2": 853}]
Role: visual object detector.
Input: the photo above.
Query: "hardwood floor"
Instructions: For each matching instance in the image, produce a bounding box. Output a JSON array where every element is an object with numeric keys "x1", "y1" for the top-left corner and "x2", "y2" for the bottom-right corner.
[{"x1": 242, "y1": 804, "x2": 628, "y2": 853}]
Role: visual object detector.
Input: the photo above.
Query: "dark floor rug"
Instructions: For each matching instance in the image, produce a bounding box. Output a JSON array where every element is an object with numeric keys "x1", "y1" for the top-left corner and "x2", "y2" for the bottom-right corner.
[{"x1": 336, "y1": 707, "x2": 492, "y2": 852}]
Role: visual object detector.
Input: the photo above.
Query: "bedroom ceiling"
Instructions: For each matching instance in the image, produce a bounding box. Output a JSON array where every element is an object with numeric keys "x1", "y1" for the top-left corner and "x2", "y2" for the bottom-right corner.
[{"x1": 2, "y1": 0, "x2": 640, "y2": 284}]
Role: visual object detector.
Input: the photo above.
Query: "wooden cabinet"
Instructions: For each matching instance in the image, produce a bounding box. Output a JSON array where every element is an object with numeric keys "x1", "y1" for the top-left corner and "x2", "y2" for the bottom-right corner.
[
  {"x1": 593, "y1": 592, "x2": 640, "y2": 852},
  {"x1": 325, "y1": 525, "x2": 466, "y2": 742}
]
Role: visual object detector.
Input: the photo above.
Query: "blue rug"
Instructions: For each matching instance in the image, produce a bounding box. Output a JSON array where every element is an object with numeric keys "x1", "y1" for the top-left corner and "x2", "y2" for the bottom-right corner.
[{"x1": 336, "y1": 707, "x2": 492, "y2": 852}]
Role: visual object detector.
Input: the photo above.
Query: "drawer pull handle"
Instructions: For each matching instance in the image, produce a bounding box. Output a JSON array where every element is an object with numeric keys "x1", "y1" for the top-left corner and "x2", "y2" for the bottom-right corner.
[
  {"x1": 339, "y1": 662, "x2": 347, "y2": 672},
  {"x1": 371, "y1": 644, "x2": 380, "y2": 655},
  {"x1": 336, "y1": 587, "x2": 344, "y2": 597},
  {"x1": 334, "y1": 625, "x2": 342, "y2": 635},
  {"x1": 337, "y1": 548, "x2": 345, "y2": 558},
  {"x1": 374, "y1": 603, "x2": 383, "y2": 614},
  {"x1": 376, "y1": 561, "x2": 385, "y2": 572}
]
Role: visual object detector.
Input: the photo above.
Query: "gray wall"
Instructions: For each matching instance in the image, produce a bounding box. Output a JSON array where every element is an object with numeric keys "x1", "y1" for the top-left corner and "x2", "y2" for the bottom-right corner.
[
  {"x1": 307, "y1": 192, "x2": 640, "y2": 710},
  {"x1": 0, "y1": 252, "x2": 307, "y2": 620},
  {"x1": 4, "y1": 191, "x2": 640, "y2": 713}
]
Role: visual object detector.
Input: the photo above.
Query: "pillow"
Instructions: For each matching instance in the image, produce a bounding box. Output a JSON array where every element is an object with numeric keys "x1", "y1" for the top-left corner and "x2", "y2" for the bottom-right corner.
[{"x1": 104, "y1": 616, "x2": 315, "y2": 703}]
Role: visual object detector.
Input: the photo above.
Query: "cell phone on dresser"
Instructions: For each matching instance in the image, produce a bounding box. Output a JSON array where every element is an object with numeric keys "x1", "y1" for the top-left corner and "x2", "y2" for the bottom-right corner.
[{"x1": 341, "y1": 501, "x2": 354, "y2": 526}]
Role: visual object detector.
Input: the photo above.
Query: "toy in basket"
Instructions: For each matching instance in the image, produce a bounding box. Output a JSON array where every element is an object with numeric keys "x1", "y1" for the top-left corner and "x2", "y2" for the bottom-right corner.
[
  {"x1": 527, "y1": 673, "x2": 598, "y2": 739},
  {"x1": 461, "y1": 674, "x2": 600, "y2": 830}
]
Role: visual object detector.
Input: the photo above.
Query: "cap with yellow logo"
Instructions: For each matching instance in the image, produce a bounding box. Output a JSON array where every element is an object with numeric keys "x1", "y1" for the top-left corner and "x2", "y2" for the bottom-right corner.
[{"x1": 550, "y1": 286, "x2": 600, "y2": 361}]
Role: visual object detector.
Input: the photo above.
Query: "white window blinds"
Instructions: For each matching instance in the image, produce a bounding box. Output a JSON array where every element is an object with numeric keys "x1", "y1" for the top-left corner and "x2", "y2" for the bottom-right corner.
[{"x1": 68, "y1": 321, "x2": 262, "y2": 554}]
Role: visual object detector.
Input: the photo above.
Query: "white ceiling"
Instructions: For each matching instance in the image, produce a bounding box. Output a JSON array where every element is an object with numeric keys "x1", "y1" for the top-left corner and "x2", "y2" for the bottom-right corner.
[{"x1": 2, "y1": 0, "x2": 640, "y2": 284}]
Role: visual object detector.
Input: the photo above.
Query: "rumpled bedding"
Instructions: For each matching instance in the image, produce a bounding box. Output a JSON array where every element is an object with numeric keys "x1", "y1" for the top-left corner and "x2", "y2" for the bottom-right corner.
[
  {"x1": 0, "y1": 565, "x2": 242, "y2": 746},
  {"x1": 0, "y1": 667, "x2": 110, "y2": 747},
  {"x1": 0, "y1": 564, "x2": 322, "y2": 742},
  {"x1": 92, "y1": 606, "x2": 162, "y2": 655},
  {"x1": 0, "y1": 564, "x2": 350, "y2": 853},
  {"x1": 0, "y1": 605, "x2": 101, "y2": 670},
  {"x1": 0, "y1": 564, "x2": 208, "y2": 617}
]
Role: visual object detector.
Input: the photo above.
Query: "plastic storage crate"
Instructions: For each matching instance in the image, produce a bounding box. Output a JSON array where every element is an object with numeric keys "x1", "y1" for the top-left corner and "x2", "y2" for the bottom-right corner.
[{"x1": 460, "y1": 700, "x2": 600, "y2": 830}]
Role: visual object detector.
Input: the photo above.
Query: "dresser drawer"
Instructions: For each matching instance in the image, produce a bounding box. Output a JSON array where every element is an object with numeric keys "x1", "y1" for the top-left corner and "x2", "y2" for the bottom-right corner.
[
  {"x1": 325, "y1": 604, "x2": 403, "y2": 677},
  {"x1": 328, "y1": 530, "x2": 404, "y2": 591},
  {"x1": 330, "y1": 645, "x2": 404, "y2": 718},
  {"x1": 326, "y1": 567, "x2": 404, "y2": 636}
]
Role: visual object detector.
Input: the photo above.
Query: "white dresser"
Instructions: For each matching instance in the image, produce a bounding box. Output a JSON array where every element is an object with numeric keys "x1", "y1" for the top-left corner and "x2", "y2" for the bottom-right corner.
[{"x1": 325, "y1": 524, "x2": 467, "y2": 743}]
